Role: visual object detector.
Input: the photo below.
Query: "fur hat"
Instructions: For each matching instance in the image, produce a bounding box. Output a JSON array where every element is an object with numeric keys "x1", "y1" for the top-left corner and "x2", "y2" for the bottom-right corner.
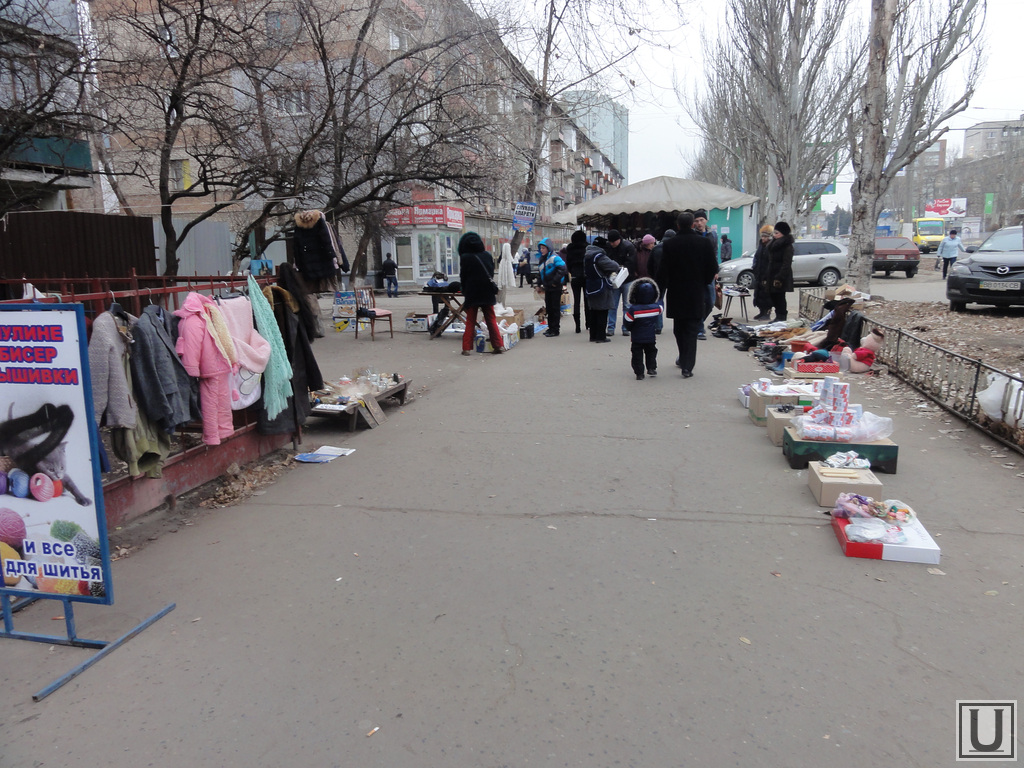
[
  {"x1": 759, "y1": 224, "x2": 774, "y2": 236},
  {"x1": 295, "y1": 210, "x2": 322, "y2": 229},
  {"x1": 570, "y1": 229, "x2": 588, "y2": 245},
  {"x1": 607, "y1": 229, "x2": 622, "y2": 242},
  {"x1": 774, "y1": 221, "x2": 792, "y2": 236},
  {"x1": 642, "y1": 234, "x2": 656, "y2": 247}
]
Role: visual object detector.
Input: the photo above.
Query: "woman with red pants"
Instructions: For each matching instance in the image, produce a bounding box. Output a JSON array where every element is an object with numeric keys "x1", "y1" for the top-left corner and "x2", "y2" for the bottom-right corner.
[{"x1": 458, "y1": 232, "x2": 504, "y2": 356}]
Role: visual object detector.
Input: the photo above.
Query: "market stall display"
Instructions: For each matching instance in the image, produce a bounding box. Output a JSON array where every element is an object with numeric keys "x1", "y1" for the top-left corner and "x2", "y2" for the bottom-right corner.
[
  {"x1": 309, "y1": 371, "x2": 410, "y2": 430},
  {"x1": 829, "y1": 494, "x2": 940, "y2": 564}
]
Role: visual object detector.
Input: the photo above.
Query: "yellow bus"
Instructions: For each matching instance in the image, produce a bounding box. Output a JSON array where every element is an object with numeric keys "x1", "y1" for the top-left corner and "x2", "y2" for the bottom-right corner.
[{"x1": 911, "y1": 218, "x2": 946, "y2": 253}]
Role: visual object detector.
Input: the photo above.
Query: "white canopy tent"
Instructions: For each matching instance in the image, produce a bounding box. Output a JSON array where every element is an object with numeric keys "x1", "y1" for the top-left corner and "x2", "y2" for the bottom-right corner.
[{"x1": 551, "y1": 176, "x2": 760, "y2": 227}]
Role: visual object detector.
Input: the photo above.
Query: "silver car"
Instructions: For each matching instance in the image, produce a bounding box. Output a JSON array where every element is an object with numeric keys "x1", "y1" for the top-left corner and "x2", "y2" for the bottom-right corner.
[{"x1": 718, "y1": 238, "x2": 848, "y2": 288}]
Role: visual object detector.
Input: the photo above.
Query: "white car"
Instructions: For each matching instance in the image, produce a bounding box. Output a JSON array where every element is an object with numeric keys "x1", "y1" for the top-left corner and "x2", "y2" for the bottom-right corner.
[{"x1": 718, "y1": 239, "x2": 848, "y2": 288}]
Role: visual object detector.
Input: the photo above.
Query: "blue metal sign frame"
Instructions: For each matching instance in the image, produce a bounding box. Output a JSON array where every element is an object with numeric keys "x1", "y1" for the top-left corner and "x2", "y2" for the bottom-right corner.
[{"x1": 0, "y1": 303, "x2": 174, "y2": 700}]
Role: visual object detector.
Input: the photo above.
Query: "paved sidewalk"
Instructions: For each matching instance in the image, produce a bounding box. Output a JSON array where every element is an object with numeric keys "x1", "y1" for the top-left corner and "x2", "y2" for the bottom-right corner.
[{"x1": 3, "y1": 287, "x2": 1021, "y2": 767}]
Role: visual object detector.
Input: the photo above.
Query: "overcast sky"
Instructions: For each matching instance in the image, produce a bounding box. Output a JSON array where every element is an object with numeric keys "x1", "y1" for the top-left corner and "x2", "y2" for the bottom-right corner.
[{"x1": 627, "y1": 0, "x2": 1022, "y2": 195}]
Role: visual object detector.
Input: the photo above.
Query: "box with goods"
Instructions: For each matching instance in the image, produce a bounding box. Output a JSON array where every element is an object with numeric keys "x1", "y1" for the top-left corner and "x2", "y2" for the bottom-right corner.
[
  {"x1": 405, "y1": 312, "x2": 431, "y2": 332},
  {"x1": 807, "y1": 458, "x2": 883, "y2": 507},
  {"x1": 829, "y1": 493, "x2": 940, "y2": 564},
  {"x1": 766, "y1": 405, "x2": 799, "y2": 446},
  {"x1": 744, "y1": 378, "x2": 819, "y2": 425},
  {"x1": 781, "y1": 375, "x2": 899, "y2": 472}
]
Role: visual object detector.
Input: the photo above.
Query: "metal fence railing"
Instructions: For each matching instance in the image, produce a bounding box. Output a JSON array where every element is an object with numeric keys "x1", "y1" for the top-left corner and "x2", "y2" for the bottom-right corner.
[{"x1": 798, "y1": 287, "x2": 1024, "y2": 454}]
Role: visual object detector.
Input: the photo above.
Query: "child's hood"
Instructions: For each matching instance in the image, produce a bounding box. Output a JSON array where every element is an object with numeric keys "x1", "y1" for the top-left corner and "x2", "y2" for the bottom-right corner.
[{"x1": 628, "y1": 277, "x2": 660, "y2": 305}]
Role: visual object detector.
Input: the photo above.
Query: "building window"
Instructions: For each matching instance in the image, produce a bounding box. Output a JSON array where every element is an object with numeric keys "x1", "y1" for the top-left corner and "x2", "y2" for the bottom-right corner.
[
  {"x1": 276, "y1": 90, "x2": 311, "y2": 115},
  {"x1": 159, "y1": 24, "x2": 178, "y2": 58},
  {"x1": 267, "y1": 12, "x2": 300, "y2": 43},
  {"x1": 169, "y1": 159, "x2": 190, "y2": 191}
]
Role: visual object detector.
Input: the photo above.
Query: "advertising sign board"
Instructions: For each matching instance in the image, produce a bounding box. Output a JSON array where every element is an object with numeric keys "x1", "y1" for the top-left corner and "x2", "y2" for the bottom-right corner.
[
  {"x1": 512, "y1": 202, "x2": 538, "y2": 233},
  {"x1": 0, "y1": 305, "x2": 113, "y2": 604},
  {"x1": 925, "y1": 198, "x2": 967, "y2": 217}
]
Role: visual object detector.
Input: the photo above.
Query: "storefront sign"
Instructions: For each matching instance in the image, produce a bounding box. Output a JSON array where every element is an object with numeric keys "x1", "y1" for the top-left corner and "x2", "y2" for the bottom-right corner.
[
  {"x1": 0, "y1": 305, "x2": 113, "y2": 604},
  {"x1": 513, "y1": 202, "x2": 538, "y2": 233},
  {"x1": 384, "y1": 205, "x2": 465, "y2": 229}
]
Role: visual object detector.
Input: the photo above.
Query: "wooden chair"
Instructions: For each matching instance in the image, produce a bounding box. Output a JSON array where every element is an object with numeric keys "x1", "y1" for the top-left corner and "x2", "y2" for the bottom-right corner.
[{"x1": 354, "y1": 287, "x2": 393, "y2": 340}]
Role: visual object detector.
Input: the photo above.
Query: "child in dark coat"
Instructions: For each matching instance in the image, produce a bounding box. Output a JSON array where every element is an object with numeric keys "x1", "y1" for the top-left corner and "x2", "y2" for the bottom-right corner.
[{"x1": 623, "y1": 277, "x2": 663, "y2": 380}]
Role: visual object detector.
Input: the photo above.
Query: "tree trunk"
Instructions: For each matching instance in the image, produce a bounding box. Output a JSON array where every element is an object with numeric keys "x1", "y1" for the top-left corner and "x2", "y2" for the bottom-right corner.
[
  {"x1": 352, "y1": 220, "x2": 373, "y2": 281},
  {"x1": 161, "y1": 208, "x2": 179, "y2": 276},
  {"x1": 845, "y1": 0, "x2": 897, "y2": 294},
  {"x1": 509, "y1": 96, "x2": 549, "y2": 256}
]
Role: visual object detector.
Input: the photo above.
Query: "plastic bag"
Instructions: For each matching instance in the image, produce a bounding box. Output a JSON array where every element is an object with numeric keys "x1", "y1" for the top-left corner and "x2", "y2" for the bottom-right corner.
[
  {"x1": 823, "y1": 451, "x2": 869, "y2": 469},
  {"x1": 796, "y1": 411, "x2": 893, "y2": 443},
  {"x1": 976, "y1": 373, "x2": 1024, "y2": 428},
  {"x1": 844, "y1": 518, "x2": 907, "y2": 544},
  {"x1": 877, "y1": 499, "x2": 915, "y2": 524},
  {"x1": 831, "y1": 492, "x2": 876, "y2": 518},
  {"x1": 850, "y1": 411, "x2": 894, "y2": 442}
]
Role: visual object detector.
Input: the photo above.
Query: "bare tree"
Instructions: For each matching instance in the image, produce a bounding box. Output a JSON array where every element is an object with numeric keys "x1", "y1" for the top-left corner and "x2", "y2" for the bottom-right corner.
[
  {"x1": 689, "y1": 0, "x2": 862, "y2": 229},
  {"x1": 0, "y1": 0, "x2": 99, "y2": 214},
  {"x1": 846, "y1": 0, "x2": 984, "y2": 291},
  {"x1": 93, "y1": 0, "x2": 295, "y2": 274},
  {"x1": 472, "y1": 0, "x2": 676, "y2": 253}
]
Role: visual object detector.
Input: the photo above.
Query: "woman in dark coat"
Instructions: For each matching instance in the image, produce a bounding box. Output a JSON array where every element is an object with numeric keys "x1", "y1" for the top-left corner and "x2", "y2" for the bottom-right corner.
[
  {"x1": 564, "y1": 229, "x2": 589, "y2": 333},
  {"x1": 751, "y1": 224, "x2": 775, "y2": 320},
  {"x1": 765, "y1": 221, "x2": 795, "y2": 321},
  {"x1": 292, "y1": 210, "x2": 349, "y2": 292},
  {"x1": 583, "y1": 240, "x2": 620, "y2": 342},
  {"x1": 458, "y1": 232, "x2": 504, "y2": 355}
]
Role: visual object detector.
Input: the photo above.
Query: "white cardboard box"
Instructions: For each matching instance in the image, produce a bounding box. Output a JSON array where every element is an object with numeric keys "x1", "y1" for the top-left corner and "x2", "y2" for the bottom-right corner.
[{"x1": 832, "y1": 516, "x2": 941, "y2": 564}]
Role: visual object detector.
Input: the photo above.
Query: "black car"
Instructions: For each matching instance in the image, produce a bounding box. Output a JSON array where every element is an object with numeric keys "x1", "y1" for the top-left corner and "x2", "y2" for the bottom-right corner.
[{"x1": 946, "y1": 226, "x2": 1024, "y2": 312}]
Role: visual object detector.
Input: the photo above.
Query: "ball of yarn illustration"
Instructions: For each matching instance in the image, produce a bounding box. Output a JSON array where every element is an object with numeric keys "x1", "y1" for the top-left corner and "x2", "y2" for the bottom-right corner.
[
  {"x1": 0, "y1": 507, "x2": 26, "y2": 549},
  {"x1": 30, "y1": 473, "x2": 55, "y2": 502},
  {"x1": 8, "y1": 469, "x2": 29, "y2": 498}
]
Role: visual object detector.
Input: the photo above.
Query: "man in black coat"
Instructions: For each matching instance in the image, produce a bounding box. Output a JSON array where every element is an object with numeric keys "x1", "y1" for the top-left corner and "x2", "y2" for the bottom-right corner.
[
  {"x1": 656, "y1": 212, "x2": 719, "y2": 378},
  {"x1": 605, "y1": 229, "x2": 638, "y2": 336}
]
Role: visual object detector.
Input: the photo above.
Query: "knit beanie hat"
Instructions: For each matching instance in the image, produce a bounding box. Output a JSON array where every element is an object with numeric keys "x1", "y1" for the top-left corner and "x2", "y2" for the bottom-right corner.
[
  {"x1": 774, "y1": 221, "x2": 792, "y2": 236},
  {"x1": 607, "y1": 229, "x2": 621, "y2": 241},
  {"x1": 642, "y1": 234, "x2": 656, "y2": 247}
]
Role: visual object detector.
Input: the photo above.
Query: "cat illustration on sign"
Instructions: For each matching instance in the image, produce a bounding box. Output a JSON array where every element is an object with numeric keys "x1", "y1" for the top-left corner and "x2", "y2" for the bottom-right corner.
[{"x1": 0, "y1": 403, "x2": 92, "y2": 506}]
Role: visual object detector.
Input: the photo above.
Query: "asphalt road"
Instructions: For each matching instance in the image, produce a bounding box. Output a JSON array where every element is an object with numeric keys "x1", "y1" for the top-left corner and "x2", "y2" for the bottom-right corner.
[{"x1": 3, "y1": 283, "x2": 1021, "y2": 767}]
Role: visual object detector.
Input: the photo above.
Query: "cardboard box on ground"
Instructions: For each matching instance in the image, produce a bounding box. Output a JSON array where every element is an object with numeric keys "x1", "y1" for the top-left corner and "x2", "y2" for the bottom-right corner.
[
  {"x1": 807, "y1": 461, "x2": 884, "y2": 507},
  {"x1": 766, "y1": 406, "x2": 796, "y2": 446}
]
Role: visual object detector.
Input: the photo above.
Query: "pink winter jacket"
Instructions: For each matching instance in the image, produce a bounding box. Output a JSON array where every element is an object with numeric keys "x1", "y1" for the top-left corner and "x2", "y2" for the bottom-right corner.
[{"x1": 174, "y1": 292, "x2": 236, "y2": 379}]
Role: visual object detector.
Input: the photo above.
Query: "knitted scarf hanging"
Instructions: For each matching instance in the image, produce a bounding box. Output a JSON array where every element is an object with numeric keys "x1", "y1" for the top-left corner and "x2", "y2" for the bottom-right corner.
[{"x1": 247, "y1": 275, "x2": 292, "y2": 419}]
